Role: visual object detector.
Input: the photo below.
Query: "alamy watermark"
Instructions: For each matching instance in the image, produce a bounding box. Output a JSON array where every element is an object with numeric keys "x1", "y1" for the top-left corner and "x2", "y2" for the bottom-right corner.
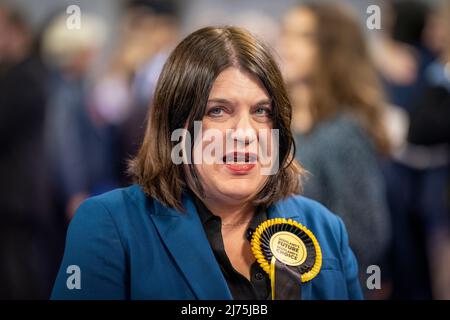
[
  {"x1": 366, "y1": 4, "x2": 381, "y2": 30},
  {"x1": 171, "y1": 121, "x2": 280, "y2": 175},
  {"x1": 66, "y1": 5, "x2": 81, "y2": 30},
  {"x1": 66, "y1": 265, "x2": 81, "y2": 290},
  {"x1": 366, "y1": 265, "x2": 382, "y2": 290}
]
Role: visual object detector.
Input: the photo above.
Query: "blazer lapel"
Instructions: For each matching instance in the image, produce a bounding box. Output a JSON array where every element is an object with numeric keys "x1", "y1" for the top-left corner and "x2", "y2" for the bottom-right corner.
[{"x1": 148, "y1": 193, "x2": 232, "y2": 300}]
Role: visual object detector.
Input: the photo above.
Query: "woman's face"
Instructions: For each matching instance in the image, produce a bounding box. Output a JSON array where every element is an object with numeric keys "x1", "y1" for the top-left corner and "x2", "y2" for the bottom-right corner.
[
  {"x1": 193, "y1": 67, "x2": 274, "y2": 206},
  {"x1": 279, "y1": 7, "x2": 318, "y2": 84}
]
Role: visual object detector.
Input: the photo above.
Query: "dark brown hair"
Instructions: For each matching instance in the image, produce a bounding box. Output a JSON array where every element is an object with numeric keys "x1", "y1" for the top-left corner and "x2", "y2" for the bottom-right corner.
[
  {"x1": 300, "y1": 2, "x2": 390, "y2": 154},
  {"x1": 129, "y1": 26, "x2": 303, "y2": 211}
]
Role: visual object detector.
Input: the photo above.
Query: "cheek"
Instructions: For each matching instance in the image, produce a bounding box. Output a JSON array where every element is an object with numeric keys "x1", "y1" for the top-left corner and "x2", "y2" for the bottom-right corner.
[
  {"x1": 193, "y1": 163, "x2": 219, "y2": 194},
  {"x1": 283, "y1": 37, "x2": 315, "y2": 68},
  {"x1": 258, "y1": 127, "x2": 275, "y2": 156},
  {"x1": 305, "y1": 46, "x2": 318, "y2": 68},
  {"x1": 296, "y1": 43, "x2": 316, "y2": 66},
  {"x1": 281, "y1": 42, "x2": 316, "y2": 81}
]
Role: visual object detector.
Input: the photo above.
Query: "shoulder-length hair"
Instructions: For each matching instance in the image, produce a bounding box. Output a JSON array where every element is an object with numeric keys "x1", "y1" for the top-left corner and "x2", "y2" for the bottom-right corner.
[
  {"x1": 301, "y1": 2, "x2": 390, "y2": 154},
  {"x1": 128, "y1": 26, "x2": 303, "y2": 211}
]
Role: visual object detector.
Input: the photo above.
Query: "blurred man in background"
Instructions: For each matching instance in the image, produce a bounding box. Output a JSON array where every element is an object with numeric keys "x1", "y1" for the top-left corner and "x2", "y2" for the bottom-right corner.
[
  {"x1": 42, "y1": 12, "x2": 109, "y2": 220},
  {"x1": 0, "y1": 4, "x2": 52, "y2": 299},
  {"x1": 408, "y1": 0, "x2": 450, "y2": 299},
  {"x1": 373, "y1": 0, "x2": 450, "y2": 299},
  {"x1": 91, "y1": 0, "x2": 179, "y2": 187}
]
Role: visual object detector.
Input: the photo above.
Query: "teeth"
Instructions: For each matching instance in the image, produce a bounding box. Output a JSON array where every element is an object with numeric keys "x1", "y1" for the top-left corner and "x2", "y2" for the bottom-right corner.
[{"x1": 223, "y1": 153, "x2": 256, "y2": 163}]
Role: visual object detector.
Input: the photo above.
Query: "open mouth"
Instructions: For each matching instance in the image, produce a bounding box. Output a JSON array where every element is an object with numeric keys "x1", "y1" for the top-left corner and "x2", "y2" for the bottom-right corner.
[
  {"x1": 222, "y1": 152, "x2": 257, "y2": 174},
  {"x1": 223, "y1": 152, "x2": 257, "y2": 164}
]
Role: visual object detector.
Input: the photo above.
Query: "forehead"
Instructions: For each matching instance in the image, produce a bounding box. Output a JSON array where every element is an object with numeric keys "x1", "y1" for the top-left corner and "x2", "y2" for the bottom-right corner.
[
  {"x1": 208, "y1": 67, "x2": 270, "y2": 103},
  {"x1": 284, "y1": 7, "x2": 317, "y2": 30}
]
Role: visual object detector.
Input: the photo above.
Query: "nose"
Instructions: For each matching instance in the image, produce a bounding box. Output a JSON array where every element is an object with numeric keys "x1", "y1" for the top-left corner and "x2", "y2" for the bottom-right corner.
[{"x1": 228, "y1": 112, "x2": 257, "y2": 145}]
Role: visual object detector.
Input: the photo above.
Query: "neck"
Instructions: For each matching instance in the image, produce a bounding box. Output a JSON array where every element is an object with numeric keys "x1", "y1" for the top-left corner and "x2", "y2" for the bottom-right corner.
[{"x1": 201, "y1": 196, "x2": 255, "y2": 226}]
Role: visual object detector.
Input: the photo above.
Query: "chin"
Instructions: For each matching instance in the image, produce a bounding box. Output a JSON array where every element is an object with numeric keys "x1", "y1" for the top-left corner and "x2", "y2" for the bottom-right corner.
[
  {"x1": 219, "y1": 186, "x2": 253, "y2": 201},
  {"x1": 214, "y1": 178, "x2": 263, "y2": 201},
  {"x1": 198, "y1": 164, "x2": 268, "y2": 202}
]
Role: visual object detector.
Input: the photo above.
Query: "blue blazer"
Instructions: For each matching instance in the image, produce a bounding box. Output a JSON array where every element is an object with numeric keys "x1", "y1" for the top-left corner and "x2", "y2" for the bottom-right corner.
[{"x1": 51, "y1": 184, "x2": 363, "y2": 300}]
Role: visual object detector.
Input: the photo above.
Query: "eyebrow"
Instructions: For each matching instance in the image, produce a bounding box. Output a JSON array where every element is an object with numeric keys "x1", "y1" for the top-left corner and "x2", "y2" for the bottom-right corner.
[{"x1": 207, "y1": 98, "x2": 272, "y2": 105}]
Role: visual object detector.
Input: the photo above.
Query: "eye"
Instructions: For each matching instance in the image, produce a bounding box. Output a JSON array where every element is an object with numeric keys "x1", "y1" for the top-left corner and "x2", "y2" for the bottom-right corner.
[
  {"x1": 206, "y1": 106, "x2": 225, "y2": 117},
  {"x1": 254, "y1": 106, "x2": 272, "y2": 117}
]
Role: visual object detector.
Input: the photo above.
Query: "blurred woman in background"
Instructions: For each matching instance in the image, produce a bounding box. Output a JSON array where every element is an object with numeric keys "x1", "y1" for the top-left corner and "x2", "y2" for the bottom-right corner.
[
  {"x1": 0, "y1": 4, "x2": 54, "y2": 299},
  {"x1": 279, "y1": 2, "x2": 392, "y2": 297}
]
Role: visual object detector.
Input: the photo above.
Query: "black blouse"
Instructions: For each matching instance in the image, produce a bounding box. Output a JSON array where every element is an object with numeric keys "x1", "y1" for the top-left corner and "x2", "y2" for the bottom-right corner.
[{"x1": 193, "y1": 196, "x2": 271, "y2": 300}]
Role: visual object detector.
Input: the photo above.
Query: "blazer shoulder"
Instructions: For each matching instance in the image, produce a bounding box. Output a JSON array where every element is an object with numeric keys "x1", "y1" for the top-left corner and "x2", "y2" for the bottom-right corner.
[
  {"x1": 70, "y1": 185, "x2": 151, "y2": 236},
  {"x1": 277, "y1": 195, "x2": 347, "y2": 252},
  {"x1": 87, "y1": 184, "x2": 145, "y2": 207},
  {"x1": 281, "y1": 194, "x2": 341, "y2": 227}
]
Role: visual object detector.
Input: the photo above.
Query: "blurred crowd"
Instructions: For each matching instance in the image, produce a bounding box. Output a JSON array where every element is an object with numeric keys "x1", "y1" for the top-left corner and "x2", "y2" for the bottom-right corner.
[{"x1": 0, "y1": 0, "x2": 449, "y2": 299}]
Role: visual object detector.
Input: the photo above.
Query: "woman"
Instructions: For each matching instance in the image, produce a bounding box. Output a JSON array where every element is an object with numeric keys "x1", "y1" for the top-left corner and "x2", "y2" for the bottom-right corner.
[
  {"x1": 280, "y1": 3, "x2": 391, "y2": 279},
  {"x1": 51, "y1": 26, "x2": 362, "y2": 300}
]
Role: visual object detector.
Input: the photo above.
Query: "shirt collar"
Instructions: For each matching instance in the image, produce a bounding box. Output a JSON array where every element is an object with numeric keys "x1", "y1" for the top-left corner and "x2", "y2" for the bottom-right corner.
[{"x1": 191, "y1": 192, "x2": 267, "y2": 228}]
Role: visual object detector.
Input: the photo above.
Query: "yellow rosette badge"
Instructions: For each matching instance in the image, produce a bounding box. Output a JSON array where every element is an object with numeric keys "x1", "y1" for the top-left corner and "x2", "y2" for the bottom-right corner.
[{"x1": 250, "y1": 218, "x2": 322, "y2": 300}]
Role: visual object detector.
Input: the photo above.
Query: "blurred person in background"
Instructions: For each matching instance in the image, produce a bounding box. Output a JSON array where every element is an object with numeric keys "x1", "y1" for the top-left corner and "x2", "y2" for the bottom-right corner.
[
  {"x1": 279, "y1": 1, "x2": 392, "y2": 298},
  {"x1": 0, "y1": 4, "x2": 54, "y2": 299},
  {"x1": 373, "y1": 0, "x2": 435, "y2": 113},
  {"x1": 129, "y1": 0, "x2": 179, "y2": 109},
  {"x1": 407, "y1": 0, "x2": 450, "y2": 299},
  {"x1": 409, "y1": 1, "x2": 450, "y2": 146},
  {"x1": 373, "y1": 0, "x2": 448, "y2": 299},
  {"x1": 42, "y1": 12, "x2": 110, "y2": 220},
  {"x1": 90, "y1": 0, "x2": 179, "y2": 187}
]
